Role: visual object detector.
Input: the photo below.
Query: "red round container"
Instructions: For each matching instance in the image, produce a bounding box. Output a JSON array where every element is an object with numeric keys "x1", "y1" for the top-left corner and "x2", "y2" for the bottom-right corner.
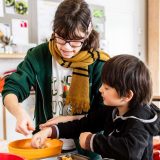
[
  {"x1": 0, "y1": 153, "x2": 25, "y2": 160},
  {"x1": 154, "y1": 144, "x2": 160, "y2": 150},
  {"x1": 154, "y1": 144, "x2": 160, "y2": 160}
]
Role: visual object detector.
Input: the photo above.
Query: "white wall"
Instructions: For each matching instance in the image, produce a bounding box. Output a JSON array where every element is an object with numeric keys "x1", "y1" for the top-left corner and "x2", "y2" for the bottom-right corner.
[
  {"x1": 87, "y1": 0, "x2": 147, "y2": 61},
  {"x1": 0, "y1": 0, "x2": 147, "y2": 75},
  {"x1": 0, "y1": 59, "x2": 23, "y2": 75}
]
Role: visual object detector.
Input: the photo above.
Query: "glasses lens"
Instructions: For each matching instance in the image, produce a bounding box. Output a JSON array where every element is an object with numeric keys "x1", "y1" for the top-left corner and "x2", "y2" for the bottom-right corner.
[
  {"x1": 55, "y1": 37, "x2": 66, "y2": 45},
  {"x1": 55, "y1": 36, "x2": 84, "y2": 47},
  {"x1": 69, "y1": 41, "x2": 83, "y2": 47}
]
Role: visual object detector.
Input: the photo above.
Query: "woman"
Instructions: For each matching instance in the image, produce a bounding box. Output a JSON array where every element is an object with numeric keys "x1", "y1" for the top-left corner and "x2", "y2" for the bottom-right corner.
[{"x1": 2, "y1": 0, "x2": 109, "y2": 159}]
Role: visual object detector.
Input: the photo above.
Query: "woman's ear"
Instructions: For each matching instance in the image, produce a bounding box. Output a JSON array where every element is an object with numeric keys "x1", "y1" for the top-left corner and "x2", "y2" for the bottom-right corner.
[{"x1": 122, "y1": 90, "x2": 134, "y2": 102}]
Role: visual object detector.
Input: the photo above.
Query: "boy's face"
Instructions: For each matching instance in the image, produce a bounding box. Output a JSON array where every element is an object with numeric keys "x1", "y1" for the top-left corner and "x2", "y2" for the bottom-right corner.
[{"x1": 99, "y1": 83, "x2": 128, "y2": 107}]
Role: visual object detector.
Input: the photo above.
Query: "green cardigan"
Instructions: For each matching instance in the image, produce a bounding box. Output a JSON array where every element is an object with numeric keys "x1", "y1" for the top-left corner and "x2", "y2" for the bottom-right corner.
[{"x1": 2, "y1": 42, "x2": 105, "y2": 132}]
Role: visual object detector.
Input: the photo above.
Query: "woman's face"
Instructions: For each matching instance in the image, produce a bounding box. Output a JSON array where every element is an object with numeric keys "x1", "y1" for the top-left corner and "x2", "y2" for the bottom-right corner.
[{"x1": 55, "y1": 32, "x2": 86, "y2": 58}]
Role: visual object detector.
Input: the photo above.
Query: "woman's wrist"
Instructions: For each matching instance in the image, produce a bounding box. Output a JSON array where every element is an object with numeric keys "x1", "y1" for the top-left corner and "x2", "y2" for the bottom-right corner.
[{"x1": 46, "y1": 127, "x2": 53, "y2": 137}]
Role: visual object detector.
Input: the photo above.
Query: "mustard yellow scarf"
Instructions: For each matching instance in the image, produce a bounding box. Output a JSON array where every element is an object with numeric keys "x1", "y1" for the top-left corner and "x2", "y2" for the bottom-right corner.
[{"x1": 49, "y1": 40, "x2": 110, "y2": 114}]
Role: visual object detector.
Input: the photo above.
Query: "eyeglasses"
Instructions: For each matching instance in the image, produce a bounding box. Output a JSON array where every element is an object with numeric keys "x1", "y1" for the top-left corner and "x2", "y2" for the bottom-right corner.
[{"x1": 54, "y1": 36, "x2": 85, "y2": 48}]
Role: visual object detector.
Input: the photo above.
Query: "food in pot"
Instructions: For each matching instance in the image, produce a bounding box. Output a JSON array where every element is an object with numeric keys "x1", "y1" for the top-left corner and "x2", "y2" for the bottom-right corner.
[{"x1": 58, "y1": 155, "x2": 73, "y2": 160}]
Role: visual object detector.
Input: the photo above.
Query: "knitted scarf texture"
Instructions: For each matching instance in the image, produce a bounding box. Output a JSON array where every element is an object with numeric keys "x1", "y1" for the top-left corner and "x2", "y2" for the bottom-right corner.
[{"x1": 49, "y1": 40, "x2": 110, "y2": 114}]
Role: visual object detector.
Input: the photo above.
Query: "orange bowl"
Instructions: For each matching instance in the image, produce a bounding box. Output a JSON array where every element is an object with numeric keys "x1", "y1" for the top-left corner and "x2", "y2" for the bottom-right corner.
[
  {"x1": 154, "y1": 144, "x2": 160, "y2": 150},
  {"x1": 8, "y1": 138, "x2": 63, "y2": 160},
  {"x1": 154, "y1": 144, "x2": 160, "y2": 160}
]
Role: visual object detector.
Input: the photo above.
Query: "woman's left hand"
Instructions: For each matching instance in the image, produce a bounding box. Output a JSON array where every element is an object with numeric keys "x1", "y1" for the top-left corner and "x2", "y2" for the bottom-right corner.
[
  {"x1": 40, "y1": 115, "x2": 84, "y2": 129},
  {"x1": 31, "y1": 127, "x2": 52, "y2": 148}
]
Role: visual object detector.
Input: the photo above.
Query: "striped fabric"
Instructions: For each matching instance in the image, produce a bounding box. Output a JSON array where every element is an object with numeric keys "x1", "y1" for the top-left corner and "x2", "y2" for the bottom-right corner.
[{"x1": 49, "y1": 39, "x2": 110, "y2": 114}]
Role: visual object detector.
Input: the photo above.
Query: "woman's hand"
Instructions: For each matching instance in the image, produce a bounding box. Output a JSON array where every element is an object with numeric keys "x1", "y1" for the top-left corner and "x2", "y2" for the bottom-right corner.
[
  {"x1": 40, "y1": 115, "x2": 84, "y2": 129},
  {"x1": 15, "y1": 113, "x2": 35, "y2": 136},
  {"x1": 31, "y1": 127, "x2": 52, "y2": 148},
  {"x1": 4, "y1": 94, "x2": 35, "y2": 136}
]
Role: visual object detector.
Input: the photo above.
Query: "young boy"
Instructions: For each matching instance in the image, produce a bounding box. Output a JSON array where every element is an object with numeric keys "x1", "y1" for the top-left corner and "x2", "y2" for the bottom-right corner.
[{"x1": 31, "y1": 54, "x2": 160, "y2": 160}]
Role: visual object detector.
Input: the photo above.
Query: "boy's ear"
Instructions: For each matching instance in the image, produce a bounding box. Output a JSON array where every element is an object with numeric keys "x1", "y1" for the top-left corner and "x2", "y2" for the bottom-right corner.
[{"x1": 122, "y1": 90, "x2": 134, "y2": 102}]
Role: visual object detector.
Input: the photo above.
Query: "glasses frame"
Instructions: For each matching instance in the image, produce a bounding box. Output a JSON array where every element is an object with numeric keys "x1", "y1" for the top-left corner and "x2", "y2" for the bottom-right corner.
[{"x1": 54, "y1": 34, "x2": 86, "y2": 48}]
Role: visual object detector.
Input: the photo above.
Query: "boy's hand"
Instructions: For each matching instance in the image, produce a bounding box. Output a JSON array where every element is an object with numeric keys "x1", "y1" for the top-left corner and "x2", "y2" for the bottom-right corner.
[
  {"x1": 79, "y1": 132, "x2": 92, "y2": 150},
  {"x1": 31, "y1": 127, "x2": 52, "y2": 148}
]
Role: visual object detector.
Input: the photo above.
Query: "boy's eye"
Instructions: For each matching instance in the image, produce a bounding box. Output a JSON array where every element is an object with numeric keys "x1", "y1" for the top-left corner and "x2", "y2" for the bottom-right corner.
[
  {"x1": 102, "y1": 83, "x2": 111, "y2": 90},
  {"x1": 104, "y1": 86, "x2": 109, "y2": 90}
]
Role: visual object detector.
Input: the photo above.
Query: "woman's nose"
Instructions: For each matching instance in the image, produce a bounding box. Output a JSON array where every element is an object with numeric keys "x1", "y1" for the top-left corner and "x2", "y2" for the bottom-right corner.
[{"x1": 62, "y1": 42, "x2": 72, "y2": 49}]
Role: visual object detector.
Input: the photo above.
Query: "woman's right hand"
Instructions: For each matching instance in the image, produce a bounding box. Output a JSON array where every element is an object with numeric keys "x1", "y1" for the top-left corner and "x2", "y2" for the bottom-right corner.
[
  {"x1": 15, "y1": 111, "x2": 35, "y2": 136},
  {"x1": 3, "y1": 94, "x2": 35, "y2": 136}
]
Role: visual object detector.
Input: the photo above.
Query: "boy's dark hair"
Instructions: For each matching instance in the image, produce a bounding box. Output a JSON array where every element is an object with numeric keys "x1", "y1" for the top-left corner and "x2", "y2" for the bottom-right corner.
[
  {"x1": 102, "y1": 54, "x2": 152, "y2": 108},
  {"x1": 53, "y1": 0, "x2": 99, "y2": 51}
]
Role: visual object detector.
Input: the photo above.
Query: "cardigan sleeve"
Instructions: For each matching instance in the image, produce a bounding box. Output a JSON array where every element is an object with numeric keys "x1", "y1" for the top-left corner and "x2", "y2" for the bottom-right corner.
[{"x1": 89, "y1": 60, "x2": 105, "y2": 113}]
